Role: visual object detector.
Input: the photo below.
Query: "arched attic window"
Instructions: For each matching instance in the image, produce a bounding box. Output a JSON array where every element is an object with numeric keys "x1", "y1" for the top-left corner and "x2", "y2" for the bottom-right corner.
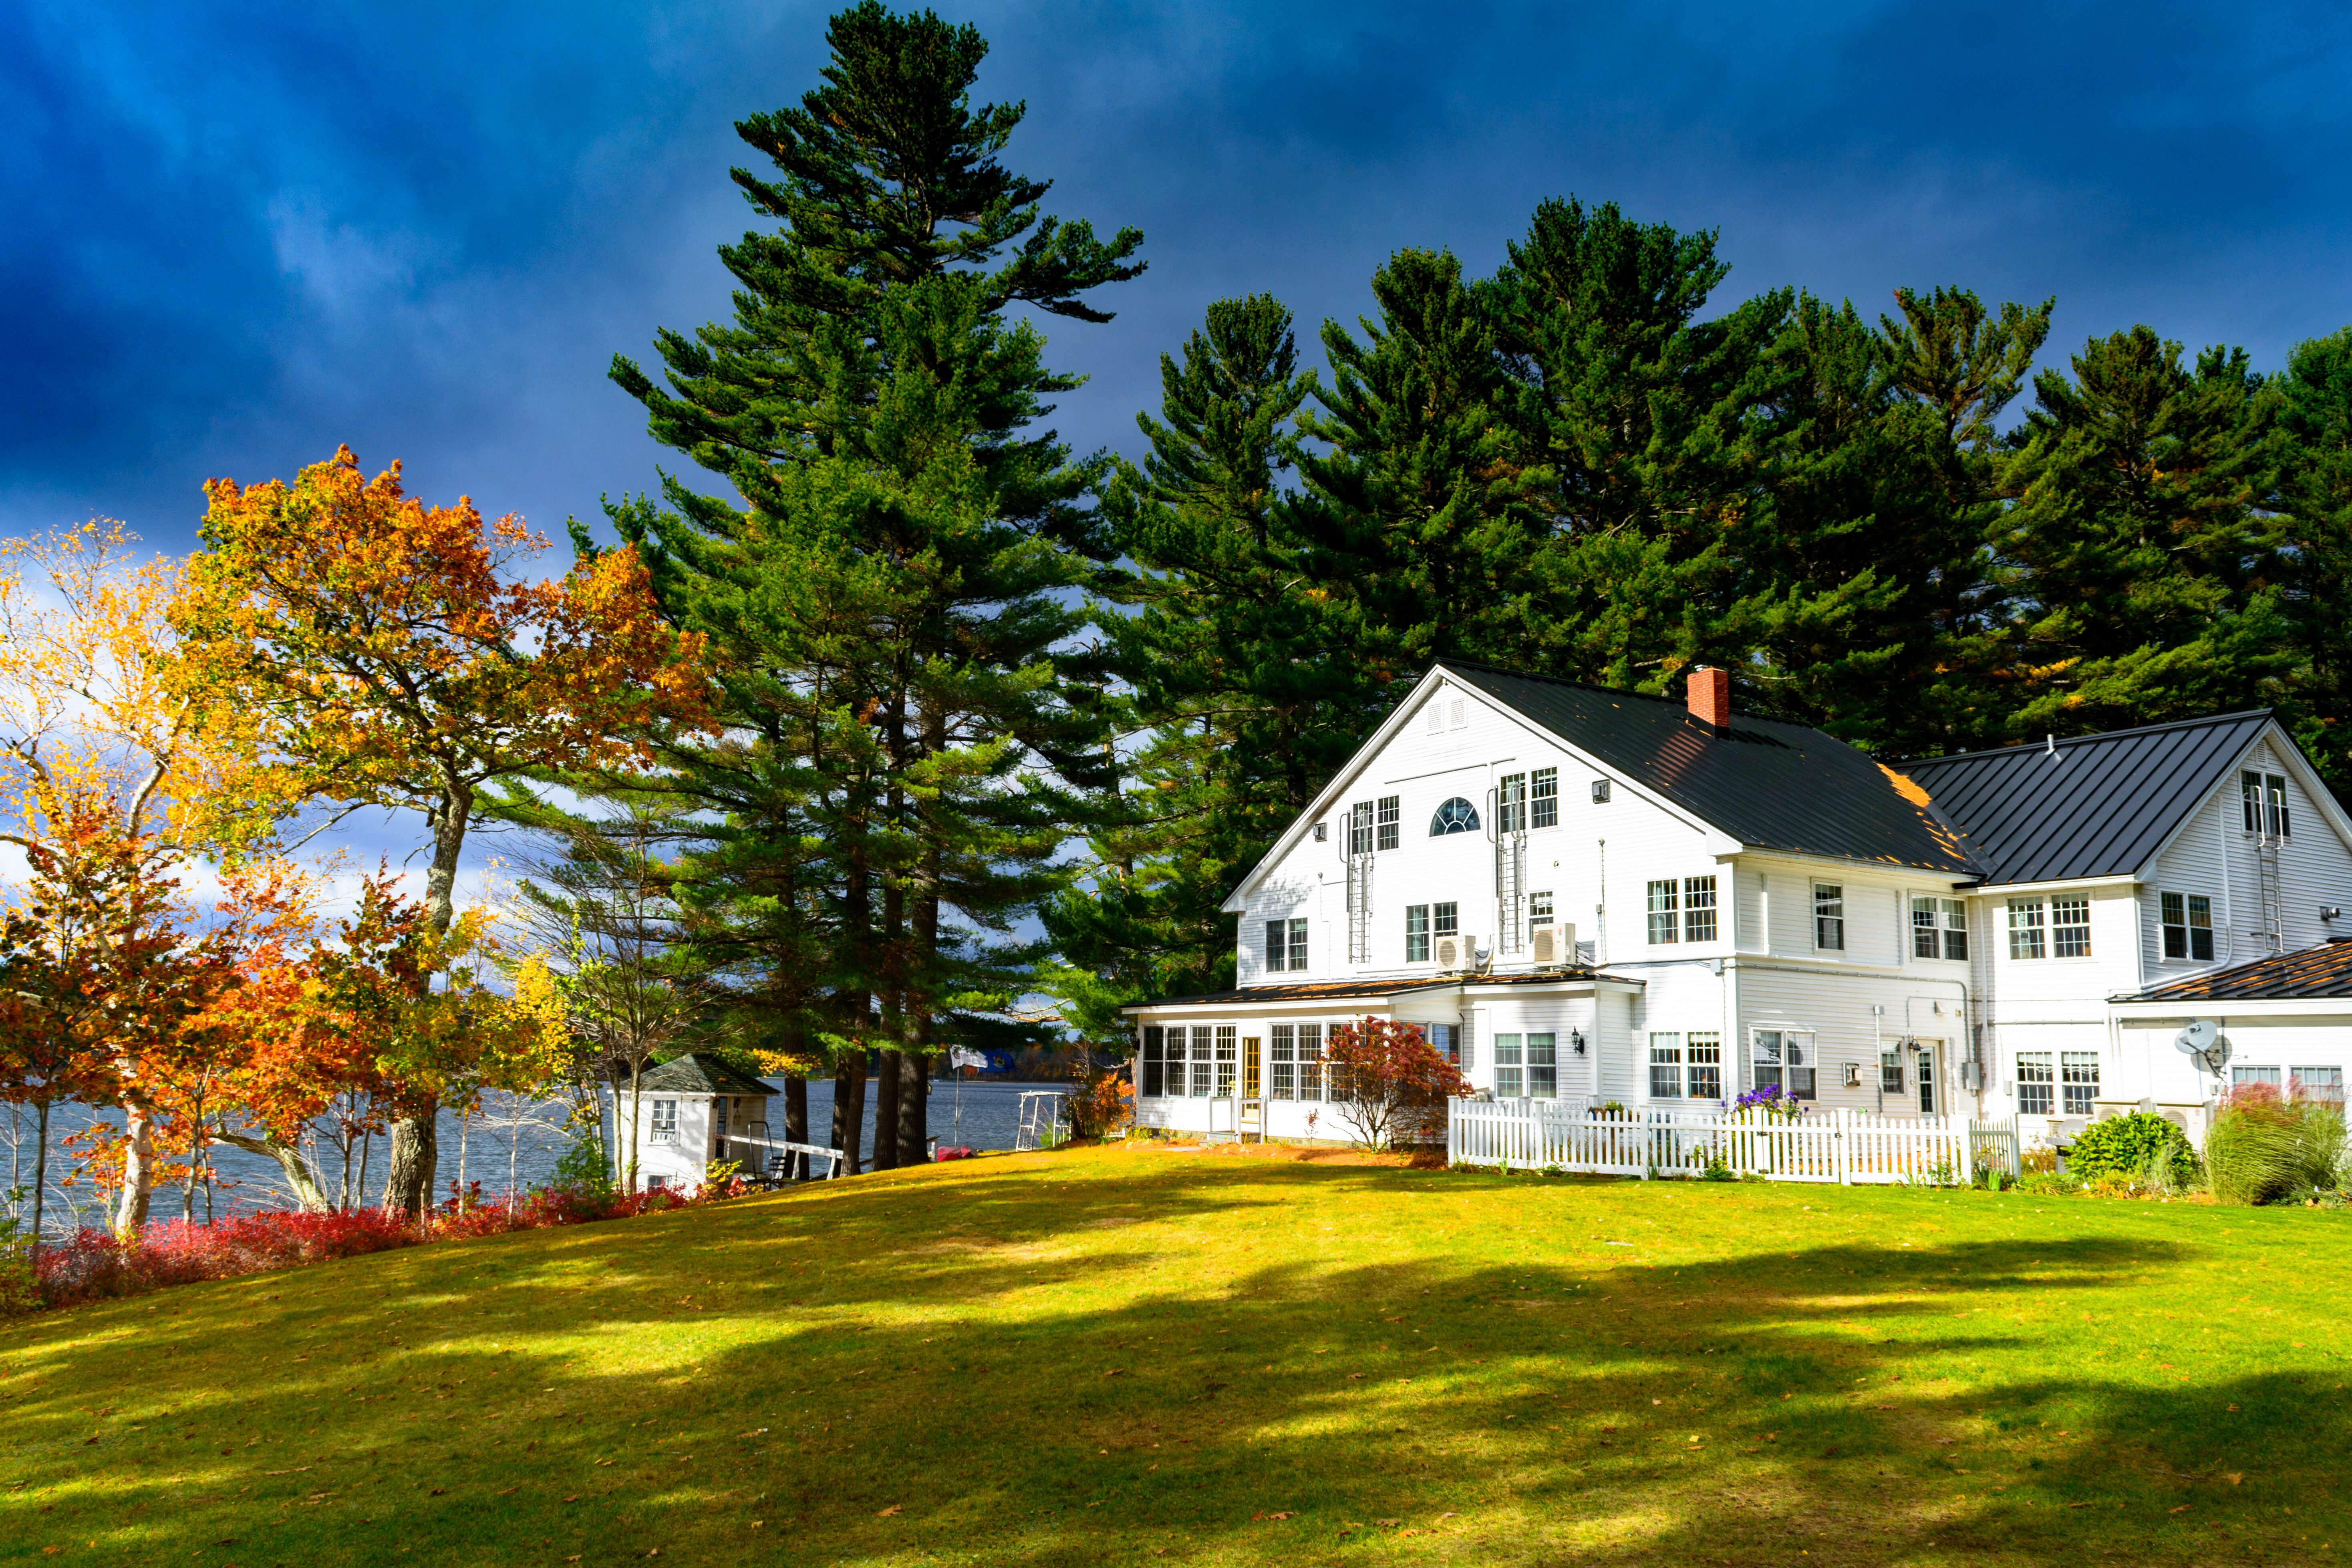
[{"x1": 1430, "y1": 797, "x2": 1480, "y2": 835}]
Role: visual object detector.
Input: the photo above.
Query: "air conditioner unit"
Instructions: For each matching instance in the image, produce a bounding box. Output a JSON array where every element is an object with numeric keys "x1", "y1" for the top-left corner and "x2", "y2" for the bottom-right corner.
[
  {"x1": 1434, "y1": 934, "x2": 1462, "y2": 970},
  {"x1": 1531, "y1": 927, "x2": 1557, "y2": 965}
]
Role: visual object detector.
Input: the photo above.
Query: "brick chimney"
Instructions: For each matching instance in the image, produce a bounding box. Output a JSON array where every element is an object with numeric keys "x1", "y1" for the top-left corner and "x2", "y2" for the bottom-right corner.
[{"x1": 1688, "y1": 666, "x2": 1731, "y2": 731}]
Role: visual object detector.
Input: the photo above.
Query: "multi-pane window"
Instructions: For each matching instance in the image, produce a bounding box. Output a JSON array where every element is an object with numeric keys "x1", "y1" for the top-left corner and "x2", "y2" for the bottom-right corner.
[
  {"x1": 1405, "y1": 904, "x2": 1430, "y2": 962},
  {"x1": 1751, "y1": 1029, "x2": 1816, "y2": 1099},
  {"x1": 1190, "y1": 1026, "x2": 1216, "y2": 1097},
  {"x1": 2242, "y1": 770, "x2": 2291, "y2": 837},
  {"x1": 1215, "y1": 1027, "x2": 1238, "y2": 1097},
  {"x1": 1165, "y1": 1029, "x2": 1188, "y2": 1097},
  {"x1": 650, "y1": 1099, "x2": 679, "y2": 1142},
  {"x1": 1434, "y1": 902, "x2": 1459, "y2": 938},
  {"x1": 2161, "y1": 892, "x2": 2215, "y2": 961},
  {"x1": 1647, "y1": 879, "x2": 1680, "y2": 944},
  {"x1": 1813, "y1": 884, "x2": 1845, "y2": 950},
  {"x1": 1686, "y1": 1033, "x2": 1722, "y2": 1100},
  {"x1": 1525, "y1": 1033, "x2": 1558, "y2": 1099},
  {"x1": 1498, "y1": 773, "x2": 1527, "y2": 833},
  {"x1": 2015, "y1": 1051, "x2": 2054, "y2": 1115},
  {"x1": 1881, "y1": 1049, "x2": 1904, "y2": 1093},
  {"x1": 1348, "y1": 800, "x2": 1374, "y2": 855},
  {"x1": 1531, "y1": 767, "x2": 1559, "y2": 828},
  {"x1": 1684, "y1": 876, "x2": 1718, "y2": 942},
  {"x1": 2233, "y1": 1064, "x2": 2282, "y2": 1093},
  {"x1": 1297, "y1": 1023, "x2": 1323, "y2": 1101},
  {"x1": 1648, "y1": 1032, "x2": 1683, "y2": 1098},
  {"x1": 1376, "y1": 795, "x2": 1400, "y2": 851},
  {"x1": 1430, "y1": 797, "x2": 1480, "y2": 835},
  {"x1": 1530, "y1": 891, "x2": 1554, "y2": 926},
  {"x1": 2051, "y1": 896, "x2": 2092, "y2": 958},
  {"x1": 2007, "y1": 900, "x2": 2046, "y2": 960},
  {"x1": 1428, "y1": 1023, "x2": 1457, "y2": 1065},
  {"x1": 2294, "y1": 1067, "x2": 2346, "y2": 1106},
  {"x1": 2060, "y1": 1051, "x2": 2099, "y2": 1115},
  {"x1": 1494, "y1": 1033, "x2": 1525, "y2": 1098},
  {"x1": 1911, "y1": 896, "x2": 1968, "y2": 960},
  {"x1": 1265, "y1": 918, "x2": 1308, "y2": 972},
  {"x1": 1142, "y1": 1027, "x2": 1165, "y2": 1098},
  {"x1": 1269, "y1": 1025, "x2": 1295, "y2": 1100}
]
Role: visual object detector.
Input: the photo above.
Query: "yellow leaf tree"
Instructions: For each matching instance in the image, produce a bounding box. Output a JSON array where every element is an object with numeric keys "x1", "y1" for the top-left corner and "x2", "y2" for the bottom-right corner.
[{"x1": 171, "y1": 447, "x2": 709, "y2": 1216}]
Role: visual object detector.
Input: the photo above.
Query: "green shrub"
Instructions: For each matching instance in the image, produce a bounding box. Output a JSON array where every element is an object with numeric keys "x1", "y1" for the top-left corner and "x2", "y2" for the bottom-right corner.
[
  {"x1": 2018, "y1": 1169, "x2": 2083, "y2": 1197},
  {"x1": 2205, "y1": 1086, "x2": 2346, "y2": 1205},
  {"x1": 2068, "y1": 1112, "x2": 2198, "y2": 1188}
]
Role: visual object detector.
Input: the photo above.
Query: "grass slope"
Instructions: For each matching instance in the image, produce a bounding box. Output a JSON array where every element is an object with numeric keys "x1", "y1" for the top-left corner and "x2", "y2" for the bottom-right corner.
[{"x1": 4, "y1": 1145, "x2": 2350, "y2": 1566}]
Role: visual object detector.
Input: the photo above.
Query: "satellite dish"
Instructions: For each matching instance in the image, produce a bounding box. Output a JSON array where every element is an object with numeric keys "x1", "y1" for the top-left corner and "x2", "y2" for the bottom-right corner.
[{"x1": 2175, "y1": 1020, "x2": 2219, "y2": 1056}]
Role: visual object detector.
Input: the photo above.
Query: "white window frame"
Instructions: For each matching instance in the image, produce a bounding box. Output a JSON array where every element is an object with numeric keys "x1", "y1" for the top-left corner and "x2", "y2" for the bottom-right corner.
[
  {"x1": 1269, "y1": 1024, "x2": 1295, "y2": 1100},
  {"x1": 1530, "y1": 767, "x2": 1559, "y2": 829},
  {"x1": 1526, "y1": 1032, "x2": 1557, "y2": 1099},
  {"x1": 2015, "y1": 1051, "x2": 2054, "y2": 1115},
  {"x1": 1647, "y1": 879, "x2": 1680, "y2": 945},
  {"x1": 2050, "y1": 895, "x2": 2092, "y2": 959},
  {"x1": 2006, "y1": 900, "x2": 2046, "y2": 960},
  {"x1": 1686, "y1": 1032, "x2": 1722, "y2": 1101},
  {"x1": 1433, "y1": 902, "x2": 1459, "y2": 938},
  {"x1": 1529, "y1": 890, "x2": 1554, "y2": 926},
  {"x1": 1648, "y1": 1032, "x2": 1683, "y2": 1099},
  {"x1": 1190, "y1": 1025, "x2": 1216, "y2": 1097},
  {"x1": 1405, "y1": 904, "x2": 1430, "y2": 963},
  {"x1": 2242, "y1": 770, "x2": 2291, "y2": 837},
  {"x1": 1812, "y1": 884, "x2": 1844, "y2": 951},
  {"x1": 1142, "y1": 1026, "x2": 1166, "y2": 1097},
  {"x1": 1376, "y1": 795, "x2": 1400, "y2": 851},
  {"x1": 1749, "y1": 1029, "x2": 1817, "y2": 1100},
  {"x1": 2060, "y1": 1051, "x2": 2099, "y2": 1116},
  {"x1": 1494, "y1": 1032, "x2": 1524, "y2": 1099},
  {"x1": 1498, "y1": 773, "x2": 1527, "y2": 833},
  {"x1": 1684, "y1": 876, "x2": 1718, "y2": 942},
  {"x1": 2160, "y1": 891, "x2": 2215, "y2": 962},
  {"x1": 1214, "y1": 1026, "x2": 1238, "y2": 1097},
  {"x1": 649, "y1": 1099, "x2": 679, "y2": 1143},
  {"x1": 1297, "y1": 1023, "x2": 1324, "y2": 1101},
  {"x1": 1911, "y1": 895, "x2": 1967, "y2": 961},
  {"x1": 2292, "y1": 1066, "x2": 2345, "y2": 1107}
]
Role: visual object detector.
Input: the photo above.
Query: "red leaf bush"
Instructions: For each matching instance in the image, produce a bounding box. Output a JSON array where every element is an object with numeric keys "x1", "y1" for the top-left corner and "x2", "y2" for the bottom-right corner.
[{"x1": 25, "y1": 1173, "x2": 744, "y2": 1314}]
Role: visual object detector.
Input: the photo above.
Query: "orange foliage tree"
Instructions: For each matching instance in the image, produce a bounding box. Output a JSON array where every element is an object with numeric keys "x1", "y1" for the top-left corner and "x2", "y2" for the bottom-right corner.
[
  {"x1": 1322, "y1": 1017, "x2": 1472, "y2": 1151},
  {"x1": 172, "y1": 448, "x2": 707, "y2": 1216}
]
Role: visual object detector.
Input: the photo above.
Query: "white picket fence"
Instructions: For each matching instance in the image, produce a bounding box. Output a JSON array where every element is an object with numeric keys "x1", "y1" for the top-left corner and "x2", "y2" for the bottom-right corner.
[{"x1": 1448, "y1": 1101, "x2": 2021, "y2": 1186}]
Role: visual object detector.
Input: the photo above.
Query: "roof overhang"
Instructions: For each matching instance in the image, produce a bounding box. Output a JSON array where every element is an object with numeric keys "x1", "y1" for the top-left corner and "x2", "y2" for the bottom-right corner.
[
  {"x1": 1964, "y1": 873, "x2": 2143, "y2": 896},
  {"x1": 2110, "y1": 996, "x2": 2352, "y2": 1020}
]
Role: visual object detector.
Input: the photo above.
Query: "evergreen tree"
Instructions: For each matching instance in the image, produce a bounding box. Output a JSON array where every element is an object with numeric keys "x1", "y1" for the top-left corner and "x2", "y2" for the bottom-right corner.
[
  {"x1": 1990, "y1": 326, "x2": 2288, "y2": 735},
  {"x1": 609, "y1": 1, "x2": 1140, "y2": 1167},
  {"x1": 2276, "y1": 326, "x2": 2352, "y2": 793},
  {"x1": 1046, "y1": 295, "x2": 1369, "y2": 1033}
]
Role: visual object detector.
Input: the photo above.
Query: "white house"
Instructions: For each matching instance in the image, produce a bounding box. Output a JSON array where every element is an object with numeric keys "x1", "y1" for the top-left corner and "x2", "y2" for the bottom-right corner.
[
  {"x1": 610, "y1": 1052, "x2": 777, "y2": 1192},
  {"x1": 1124, "y1": 662, "x2": 2352, "y2": 1148}
]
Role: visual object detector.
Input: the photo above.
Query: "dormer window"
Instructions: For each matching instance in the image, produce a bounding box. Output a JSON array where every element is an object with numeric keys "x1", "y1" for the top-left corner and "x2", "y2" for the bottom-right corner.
[{"x1": 1430, "y1": 797, "x2": 1480, "y2": 835}]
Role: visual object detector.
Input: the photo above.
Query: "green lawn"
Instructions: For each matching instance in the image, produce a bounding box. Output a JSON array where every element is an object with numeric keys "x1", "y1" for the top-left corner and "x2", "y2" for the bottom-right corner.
[{"x1": 4, "y1": 1144, "x2": 2349, "y2": 1566}]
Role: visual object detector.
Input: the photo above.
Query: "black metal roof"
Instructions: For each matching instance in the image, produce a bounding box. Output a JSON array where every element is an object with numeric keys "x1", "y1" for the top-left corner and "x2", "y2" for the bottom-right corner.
[
  {"x1": 1441, "y1": 663, "x2": 1978, "y2": 875},
  {"x1": 1127, "y1": 971, "x2": 1598, "y2": 1011},
  {"x1": 1893, "y1": 711, "x2": 2273, "y2": 886},
  {"x1": 2122, "y1": 939, "x2": 2352, "y2": 1003},
  {"x1": 627, "y1": 1052, "x2": 776, "y2": 1097}
]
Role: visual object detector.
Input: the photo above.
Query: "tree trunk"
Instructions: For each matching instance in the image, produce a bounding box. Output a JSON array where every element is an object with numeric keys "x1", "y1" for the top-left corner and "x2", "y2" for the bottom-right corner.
[
  {"x1": 626, "y1": 1059, "x2": 645, "y2": 1192},
  {"x1": 784, "y1": 1073, "x2": 808, "y2": 1181},
  {"x1": 209, "y1": 1128, "x2": 334, "y2": 1213},
  {"x1": 900, "y1": 1052, "x2": 927, "y2": 1165},
  {"x1": 28, "y1": 1097, "x2": 49, "y2": 1273},
  {"x1": 872, "y1": 1050, "x2": 902, "y2": 1170},
  {"x1": 832, "y1": 1052, "x2": 866, "y2": 1174},
  {"x1": 385, "y1": 1099, "x2": 439, "y2": 1220},
  {"x1": 113, "y1": 1105, "x2": 155, "y2": 1237}
]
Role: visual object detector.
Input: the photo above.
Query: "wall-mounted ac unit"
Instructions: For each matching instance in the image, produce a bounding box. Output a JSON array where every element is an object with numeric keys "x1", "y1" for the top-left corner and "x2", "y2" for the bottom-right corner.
[
  {"x1": 1434, "y1": 934, "x2": 1463, "y2": 970},
  {"x1": 1531, "y1": 927, "x2": 1557, "y2": 965}
]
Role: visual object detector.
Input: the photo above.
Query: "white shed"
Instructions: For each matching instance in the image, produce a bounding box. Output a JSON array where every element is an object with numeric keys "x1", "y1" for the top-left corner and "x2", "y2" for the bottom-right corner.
[{"x1": 610, "y1": 1053, "x2": 778, "y2": 1193}]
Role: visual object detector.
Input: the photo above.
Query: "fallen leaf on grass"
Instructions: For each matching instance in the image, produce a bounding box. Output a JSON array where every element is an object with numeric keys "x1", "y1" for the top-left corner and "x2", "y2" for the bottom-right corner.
[
  {"x1": 560, "y1": 1496, "x2": 579, "y2": 1504},
  {"x1": 2171, "y1": 1505, "x2": 2193, "y2": 1515},
  {"x1": 878, "y1": 1505, "x2": 902, "y2": 1518},
  {"x1": 2227, "y1": 1473, "x2": 2244, "y2": 1486},
  {"x1": 595, "y1": 1459, "x2": 616, "y2": 1467},
  {"x1": 1376, "y1": 1517, "x2": 1400, "y2": 1527},
  {"x1": 1103, "y1": 1369, "x2": 1124, "y2": 1379}
]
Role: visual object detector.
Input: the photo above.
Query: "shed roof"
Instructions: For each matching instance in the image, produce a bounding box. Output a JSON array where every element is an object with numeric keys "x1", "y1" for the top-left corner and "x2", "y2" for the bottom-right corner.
[
  {"x1": 1441, "y1": 663, "x2": 1978, "y2": 875},
  {"x1": 1893, "y1": 711, "x2": 2273, "y2": 886},
  {"x1": 629, "y1": 1053, "x2": 776, "y2": 1097},
  {"x1": 2122, "y1": 939, "x2": 2352, "y2": 1003}
]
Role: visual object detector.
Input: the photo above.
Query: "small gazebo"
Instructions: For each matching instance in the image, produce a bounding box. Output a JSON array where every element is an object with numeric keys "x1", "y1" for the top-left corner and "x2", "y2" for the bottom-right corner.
[{"x1": 612, "y1": 1053, "x2": 777, "y2": 1193}]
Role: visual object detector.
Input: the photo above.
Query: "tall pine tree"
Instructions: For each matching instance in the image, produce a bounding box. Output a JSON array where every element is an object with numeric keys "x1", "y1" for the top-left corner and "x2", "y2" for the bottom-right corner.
[{"x1": 609, "y1": 1, "x2": 1141, "y2": 1167}]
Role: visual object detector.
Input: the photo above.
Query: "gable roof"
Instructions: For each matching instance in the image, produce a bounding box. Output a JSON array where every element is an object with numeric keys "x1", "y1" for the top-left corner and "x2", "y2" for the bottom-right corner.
[
  {"x1": 1440, "y1": 663, "x2": 1978, "y2": 875},
  {"x1": 1892, "y1": 711, "x2": 2275, "y2": 886},
  {"x1": 630, "y1": 1052, "x2": 775, "y2": 1097},
  {"x1": 2122, "y1": 939, "x2": 2352, "y2": 1003}
]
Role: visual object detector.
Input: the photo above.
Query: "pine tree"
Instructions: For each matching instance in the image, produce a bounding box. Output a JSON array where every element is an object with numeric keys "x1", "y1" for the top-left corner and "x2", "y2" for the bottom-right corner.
[
  {"x1": 1990, "y1": 326, "x2": 2288, "y2": 735},
  {"x1": 609, "y1": 2, "x2": 1140, "y2": 1167},
  {"x1": 1046, "y1": 295, "x2": 1373, "y2": 1032},
  {"x1": 2276, "y1": 326, "x2": 2352, "y2": 793}
]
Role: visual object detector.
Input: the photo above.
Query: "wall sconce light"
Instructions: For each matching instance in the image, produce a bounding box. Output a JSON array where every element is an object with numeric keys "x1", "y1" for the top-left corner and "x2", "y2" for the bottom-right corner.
[{"x1": 1570, "y1": 1029, "x2": 1587, "y2": 1057}]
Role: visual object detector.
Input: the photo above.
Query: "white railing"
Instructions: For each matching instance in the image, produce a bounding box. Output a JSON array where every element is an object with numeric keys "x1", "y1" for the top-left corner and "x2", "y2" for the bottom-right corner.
[{"x1": 1448, "y1": 1101, "x2": 2015, "y2": 1186}]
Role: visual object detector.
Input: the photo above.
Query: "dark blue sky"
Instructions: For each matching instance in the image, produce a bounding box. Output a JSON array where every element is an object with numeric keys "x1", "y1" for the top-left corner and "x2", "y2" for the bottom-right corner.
[{"x1": 8, "y1": 0, "x2": 2352, "y2": 551}]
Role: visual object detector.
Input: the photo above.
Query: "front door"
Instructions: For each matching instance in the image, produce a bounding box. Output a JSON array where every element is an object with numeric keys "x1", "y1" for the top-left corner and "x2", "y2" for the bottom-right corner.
[{"x1": 1916, "y1": 1043, "x2": 1937, "y2": 1116}]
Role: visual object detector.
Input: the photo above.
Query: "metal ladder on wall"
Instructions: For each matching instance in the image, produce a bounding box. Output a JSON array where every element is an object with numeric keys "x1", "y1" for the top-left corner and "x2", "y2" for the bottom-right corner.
[
  {"x1": 1347, "y1": 847, "x2": 1373, "y2": 963},
  {"x1": 1495, "y1": 829, "x2": 1526, "y2": 955},
  {"x1": 2256, "y1": 833, "x2": 2285, "y2": 954}
]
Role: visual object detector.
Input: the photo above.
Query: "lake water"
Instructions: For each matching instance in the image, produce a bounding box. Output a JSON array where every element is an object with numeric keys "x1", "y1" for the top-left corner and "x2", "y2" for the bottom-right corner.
[{"x1": 2, "y1": 1078, "x2": 1060, "y2": 1236}]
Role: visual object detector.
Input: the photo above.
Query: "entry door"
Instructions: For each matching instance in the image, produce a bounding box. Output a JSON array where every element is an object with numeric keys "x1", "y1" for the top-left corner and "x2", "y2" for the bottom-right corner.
[
  {"x1": 1916, "y1": 1043, "x2": 1938, "y2": 1116},
  {"x1": 1243, "y1": 1036, "x2": 1263, "y2": 1100}
]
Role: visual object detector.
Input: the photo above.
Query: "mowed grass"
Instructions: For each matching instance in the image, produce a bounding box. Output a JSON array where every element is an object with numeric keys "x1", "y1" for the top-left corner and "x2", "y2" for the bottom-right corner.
[{"x1": 4, "y1": 1147, "x2": 2351, "y2": 1567}]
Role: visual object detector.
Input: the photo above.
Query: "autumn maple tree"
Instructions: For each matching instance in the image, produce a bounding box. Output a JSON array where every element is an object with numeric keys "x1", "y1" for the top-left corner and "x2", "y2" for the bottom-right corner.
[
  {"x1": 1321, "y1": 1017, "x2": 1472, "y2": 1151},
  {"x1": 171, "y1": 447, "x2": 707, "y2": 1216}
]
